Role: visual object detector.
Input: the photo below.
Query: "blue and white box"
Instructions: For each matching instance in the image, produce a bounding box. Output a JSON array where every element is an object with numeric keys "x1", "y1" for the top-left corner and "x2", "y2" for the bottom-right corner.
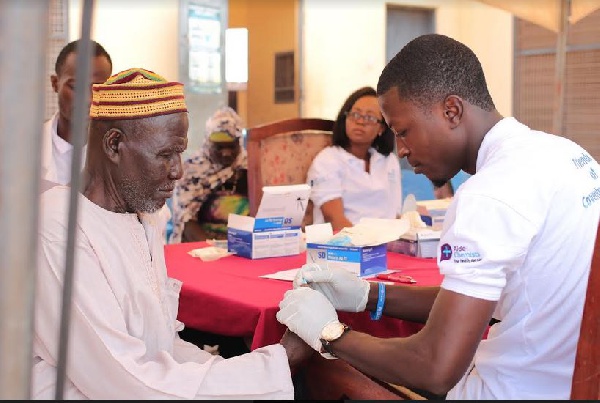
[
  {"x1": 416, "y1": 198, "x2": 451, "y2": 231},
  {"x1": 303, "y1": 220, "x2": 410, "y2": 277},
  {"x1": 306, "y1": 242, "x2": 388, "y2": 277},
  {"x1": 227, "y1": 184, "x2": 310, "y2": 259},
  {"x1": 387, "y1": 227, "x2": 441, "y2": 258}
]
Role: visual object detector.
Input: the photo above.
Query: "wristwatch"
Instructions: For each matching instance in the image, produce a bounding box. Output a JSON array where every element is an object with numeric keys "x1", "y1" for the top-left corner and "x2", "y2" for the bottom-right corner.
[{"x1": 319, "y1": 321, "x2": 351, "y2": 359}]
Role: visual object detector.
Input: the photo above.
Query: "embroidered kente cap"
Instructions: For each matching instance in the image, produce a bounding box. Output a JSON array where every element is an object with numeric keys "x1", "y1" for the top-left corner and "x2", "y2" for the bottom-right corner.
[
  {"x1": 206, "y1": 106, "x2": 243, "y2": 143},
  {"x1": 90, "y1": 68, "x2": 187, "y2": 120}
]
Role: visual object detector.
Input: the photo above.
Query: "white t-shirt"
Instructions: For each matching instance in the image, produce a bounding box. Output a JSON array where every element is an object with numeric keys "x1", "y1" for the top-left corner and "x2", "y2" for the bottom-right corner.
[
  {"x1": 440, "y1": 117, "x2": 600, "y2": 399},
  {"x1": 34, "y1": 186, "x2": 294, "y2": 399},
  {"x1": 41, "y1": 112, "x2": 87, "y2": 186},
  {"x1": 307, "y1": 146, "x2": 402, "y2": 225}
]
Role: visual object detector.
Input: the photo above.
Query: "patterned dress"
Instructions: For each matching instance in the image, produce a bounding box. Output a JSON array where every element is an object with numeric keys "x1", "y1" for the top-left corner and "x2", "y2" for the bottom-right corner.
[{"x1": 169, "y1": 106, "x2": 248, "y2": 243}]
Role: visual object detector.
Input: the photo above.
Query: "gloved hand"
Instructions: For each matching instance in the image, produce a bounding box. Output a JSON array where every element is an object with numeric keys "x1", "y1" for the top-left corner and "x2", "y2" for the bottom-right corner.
[
  {"x1": 276, "y1": 287, "x2": 339, "y2": 352},
  {"x1": 293, "y1": 263, "x2": 370, "y2": 312}
]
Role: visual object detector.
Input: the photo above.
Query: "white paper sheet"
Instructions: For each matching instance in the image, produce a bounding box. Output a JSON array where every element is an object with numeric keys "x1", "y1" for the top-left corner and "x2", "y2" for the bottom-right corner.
[{"x1": 259, "y1": 268, "x2": 300, "y2": 281}]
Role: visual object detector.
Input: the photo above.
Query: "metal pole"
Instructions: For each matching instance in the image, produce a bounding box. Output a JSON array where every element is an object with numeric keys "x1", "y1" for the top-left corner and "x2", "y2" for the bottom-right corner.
[
  {"x1": 0, "y1": 0, "x2": 50, "y2": 399},
  {"x1": 552, "y1": 0, "x2": 571, "y2": 136},
  {"x1": 54, "y1": 0, "x2": 95, "y2": 399}
]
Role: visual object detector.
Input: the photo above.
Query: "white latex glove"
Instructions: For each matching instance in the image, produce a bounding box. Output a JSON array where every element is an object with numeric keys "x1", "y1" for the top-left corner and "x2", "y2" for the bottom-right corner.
[
  {"x1": 276, "y1": 287, "x2": 339, "y2": 352},
  {"x1": 292, "y1": 263, "x2": 323, "y2": 288},
  {"x1": 293, "y1": 264, "x2": 370, "y2": 312}
]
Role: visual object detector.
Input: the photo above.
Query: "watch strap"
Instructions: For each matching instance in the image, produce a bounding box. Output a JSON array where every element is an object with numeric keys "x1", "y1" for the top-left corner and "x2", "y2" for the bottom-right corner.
[{"x1": 320, "y1": 323, "x2": 351, "y2": 359}]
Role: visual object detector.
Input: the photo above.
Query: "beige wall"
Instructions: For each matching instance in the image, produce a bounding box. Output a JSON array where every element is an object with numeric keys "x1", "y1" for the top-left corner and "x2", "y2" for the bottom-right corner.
[
  {"x1": 68, "y1": 0, "x2": 180, "y2": 81},
  {"x1": 230, "y1": 0, "x2": 299, "y2": 127},
  {"x1": 69, "y1": 0, "x2": 513, "y2": 127},
  {"x1": 68, "y1": 0, "x2": 227, "y2": 158},
  {"x1": 228, "y1": 0, "x2": 249, "y2": 125},
  {"x1": 302, "y1": 0, "x2": 513, "y2": 120}
]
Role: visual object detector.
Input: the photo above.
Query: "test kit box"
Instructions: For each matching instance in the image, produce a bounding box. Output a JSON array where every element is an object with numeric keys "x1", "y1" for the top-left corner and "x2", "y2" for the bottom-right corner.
[
  {"x1": 227, "y1": 216, "x2": 303, "y2": 259},
  {"x1": 416, "y1": 198, "x2": 451, "y2": 231},
  {"x1": 387, "y1": 228, "x2": 441, "y2": 259},
  {"x1": 303, "y1": 219, "x2": 408, "y2": 277},
  {"x1": 227, "y1": 184, "x2": 310, "y2": 259},
  {"x1": 306, "y1": 242, "x2": 388, "y2": 277}
]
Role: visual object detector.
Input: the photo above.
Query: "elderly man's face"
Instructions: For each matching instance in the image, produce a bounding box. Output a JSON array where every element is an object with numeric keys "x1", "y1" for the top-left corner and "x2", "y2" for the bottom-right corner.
[
  {"x1": 118, "y1": 113, "x2": 189, "y2": 213},
  {"x1": 209, "y1": 140, "x2": 241, "y2": 166}
]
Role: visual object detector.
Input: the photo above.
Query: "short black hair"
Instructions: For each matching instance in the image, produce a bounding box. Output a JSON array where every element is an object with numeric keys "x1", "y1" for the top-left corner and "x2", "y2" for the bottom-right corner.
[
  {"x1": 332, "y1": 86, "x2": 395, "y2": 156},
  {"x1": 54, "y1": 39, "x2": 113, "y2": 75},
  {"x1": 377, "y1": 34, "x2": 495, "y2": 112}
]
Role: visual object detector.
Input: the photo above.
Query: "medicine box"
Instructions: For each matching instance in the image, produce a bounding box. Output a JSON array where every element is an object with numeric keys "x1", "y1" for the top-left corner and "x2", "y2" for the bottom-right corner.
[
  {"x1": 305, "y1": 242, "x2": 388, "y2": 277},
  {"x1": 387, "y1": 228, "x2": 441, "y2": 259},
  {"x1": 227, "y1": 216, "x2": 303, "y2": 259},
  {"x1": 227, "y1": 184, "x2": 310, "y2": 259},
  {"x1": 416, "y1": 198, "x2": 451, "y2": 231}
]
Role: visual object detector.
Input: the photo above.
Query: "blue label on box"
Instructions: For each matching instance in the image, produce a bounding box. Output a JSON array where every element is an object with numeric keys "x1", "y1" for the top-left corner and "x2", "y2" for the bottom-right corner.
[
  {"x1": 254, "y1": 217, "x2": 285, "y2": 230},
  {"x1": 252, "y1": 217, "x2": 300, "y2": 233},
  {"x1": 326, "y1": 248, "x2": 360, "y2": 263},
  {"x1": 227, "y1": 227, "x2": 253, "y2": 258},
  {"x1": 360, "y1": 244, "x2": 387, "y2": 276}
]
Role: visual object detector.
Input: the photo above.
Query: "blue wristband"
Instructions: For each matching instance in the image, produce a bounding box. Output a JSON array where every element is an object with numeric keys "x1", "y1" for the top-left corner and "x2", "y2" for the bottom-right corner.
[{"x1": 370, "y1": 282, "x2": 386, "y2": 320}]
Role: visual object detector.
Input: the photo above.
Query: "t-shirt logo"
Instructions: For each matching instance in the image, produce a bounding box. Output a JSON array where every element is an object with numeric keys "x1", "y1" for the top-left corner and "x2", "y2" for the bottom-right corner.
[{"x1": 440, "y1": 243, "x2": 452, "y2": 261}]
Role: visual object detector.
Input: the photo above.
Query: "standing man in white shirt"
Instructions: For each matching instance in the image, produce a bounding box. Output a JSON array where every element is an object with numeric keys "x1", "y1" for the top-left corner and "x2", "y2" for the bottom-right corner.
[{"x1": 41, "y1": 39, "x2": 113, "y2": 185}]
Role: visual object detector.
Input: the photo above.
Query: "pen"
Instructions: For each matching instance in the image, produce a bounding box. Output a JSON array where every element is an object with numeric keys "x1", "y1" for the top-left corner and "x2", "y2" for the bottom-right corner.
[{"x1": 375, "y1": 273, "x2": 417, "y2": 284}]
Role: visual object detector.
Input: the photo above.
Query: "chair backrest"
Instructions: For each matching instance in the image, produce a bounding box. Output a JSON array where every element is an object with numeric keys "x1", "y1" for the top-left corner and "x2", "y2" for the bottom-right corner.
[
  {"x1": 246, "y1": 117, "x2": 334, "y2": 218},
  {"x1": 570, "y1": 220, "x2": 600, "y2": 399}
]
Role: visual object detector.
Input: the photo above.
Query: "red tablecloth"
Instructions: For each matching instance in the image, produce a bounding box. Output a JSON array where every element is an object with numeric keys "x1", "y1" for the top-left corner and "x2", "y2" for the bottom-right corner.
[{"x1": 164, "y1": 242, "x2": 443, "y2": 350}]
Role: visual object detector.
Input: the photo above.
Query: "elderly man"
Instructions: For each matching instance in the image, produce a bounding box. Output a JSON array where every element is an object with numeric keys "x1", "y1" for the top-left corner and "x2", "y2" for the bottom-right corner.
[
  {"x1": 34, "y1": 68, "x2": 311, "y2": 399},
  {"x1": 277, "y1": 34, "x2": 600, "y2": 399}
]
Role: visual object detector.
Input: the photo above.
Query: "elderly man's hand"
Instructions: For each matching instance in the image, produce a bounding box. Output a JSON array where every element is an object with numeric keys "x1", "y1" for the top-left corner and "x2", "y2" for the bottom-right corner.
[
  {"x1": 293, "y1": 264, "x2": 370, "y2": 312},
  {"x1": 280, "y1": 329, "x2": 315, "y2": 371},
  {"x1": 276, "y1": 287, "x2": 339, "y2": 352}
]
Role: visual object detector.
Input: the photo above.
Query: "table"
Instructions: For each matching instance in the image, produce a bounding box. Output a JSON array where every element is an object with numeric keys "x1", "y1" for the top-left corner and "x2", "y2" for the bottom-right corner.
[{"x1": 164, "y1": 242, "x2": 442, "y2": 350}]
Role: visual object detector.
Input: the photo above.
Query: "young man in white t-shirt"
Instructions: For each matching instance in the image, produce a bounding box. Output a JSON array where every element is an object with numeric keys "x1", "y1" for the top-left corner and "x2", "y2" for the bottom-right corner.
[
  {"x1": 41, "y1": 39, "x2": 113, "y2": 185},
  {"x1": 276, "y1": 33, "x2": 600, "y2": 399}
]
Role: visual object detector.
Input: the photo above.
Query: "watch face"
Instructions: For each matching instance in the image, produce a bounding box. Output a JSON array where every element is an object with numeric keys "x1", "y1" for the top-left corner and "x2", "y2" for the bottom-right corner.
[{"x1": 321, "y1": 322, "x2": 345, "y2": 341}]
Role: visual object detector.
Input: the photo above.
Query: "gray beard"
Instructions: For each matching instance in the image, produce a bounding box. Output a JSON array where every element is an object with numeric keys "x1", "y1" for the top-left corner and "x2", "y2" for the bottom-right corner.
[{"x1": 120, "y1": 178, "x2": 161, "y2": 213}]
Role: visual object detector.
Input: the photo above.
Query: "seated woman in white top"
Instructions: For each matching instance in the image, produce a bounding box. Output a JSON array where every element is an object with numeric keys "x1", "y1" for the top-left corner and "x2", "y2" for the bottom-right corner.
[{"x1": 307, "y1": 86, "x2": 402, "y2": 231}]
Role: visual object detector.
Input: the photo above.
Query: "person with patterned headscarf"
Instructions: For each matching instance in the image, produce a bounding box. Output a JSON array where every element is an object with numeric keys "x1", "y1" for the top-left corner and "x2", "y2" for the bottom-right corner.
[
  {"x1": 34, "y1": 69, "x2": 311, "y2": 399},
  {"x1": 169, "y1": 106, "x2": 248, "y2": 243}
]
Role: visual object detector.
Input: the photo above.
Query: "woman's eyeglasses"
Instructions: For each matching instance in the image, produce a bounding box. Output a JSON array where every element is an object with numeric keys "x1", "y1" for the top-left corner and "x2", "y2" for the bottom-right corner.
[{"x1": 344, "y1": 111, "x2": 383, "y2": 126}]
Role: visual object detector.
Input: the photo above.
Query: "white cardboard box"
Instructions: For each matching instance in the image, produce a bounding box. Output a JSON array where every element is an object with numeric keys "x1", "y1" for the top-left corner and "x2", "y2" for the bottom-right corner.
[
  {"x1": 416, "y1": 198, "x2": 451, "y2": 230},
  {"x1": 227, "y1": 184, "x2": 310, "y2": 259},
  {"x1": 387, "y1": 227, "x2": 441, "y2": 259}
]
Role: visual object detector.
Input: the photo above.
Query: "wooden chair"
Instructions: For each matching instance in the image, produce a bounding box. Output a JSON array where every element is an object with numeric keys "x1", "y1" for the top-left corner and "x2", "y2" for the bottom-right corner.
[
  {"x1": 302, "y1": 354, "x2": 427, "y2": 400},
  {"x1": 246, "y1": 118, "x2": 334, "y2": 223},
  {"x1": 570, "y1": 220, "x2": 600, "y2": 399}
]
